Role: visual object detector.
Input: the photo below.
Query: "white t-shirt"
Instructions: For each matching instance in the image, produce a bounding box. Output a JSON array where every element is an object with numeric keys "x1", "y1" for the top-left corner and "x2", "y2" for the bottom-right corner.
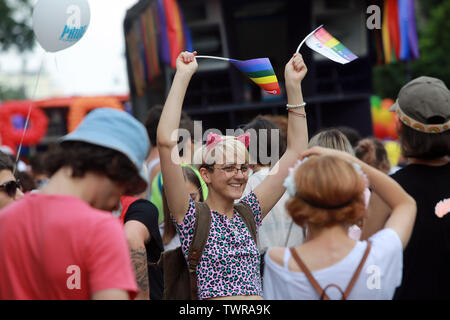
[
  {"x1": 263, "y1": 228, "x2": 403, "y2": 300},
  {"x1": 158, "y1": 222, "x2": 181, "y2": 251},
  {"x1": 242, "y1": 167, "x2": 304, "y2": 253}
]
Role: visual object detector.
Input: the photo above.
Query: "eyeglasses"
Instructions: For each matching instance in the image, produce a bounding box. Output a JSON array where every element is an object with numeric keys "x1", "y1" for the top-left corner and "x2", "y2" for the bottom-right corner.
[
  {"x1": 213, "y1": 165, "x2": 249, "y2": 175},
  {"x1": 0, "y1": 180, "x2": 21, "y2": 198}
]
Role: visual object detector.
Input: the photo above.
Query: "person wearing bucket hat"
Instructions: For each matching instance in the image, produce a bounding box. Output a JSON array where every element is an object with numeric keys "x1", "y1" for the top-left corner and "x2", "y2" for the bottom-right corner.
[
  {"x1": 367, "y1": 76, "x2": 450, "y2": 299},
  {"x1": 0, "y1": 108, "x2": 149, "y2": 300}
]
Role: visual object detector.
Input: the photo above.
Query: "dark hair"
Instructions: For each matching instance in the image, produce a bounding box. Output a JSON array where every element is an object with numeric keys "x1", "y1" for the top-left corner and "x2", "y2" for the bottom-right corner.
[
  {"x1": 178, "y1": 118, "x2": 195, "y2": 157},
  {"x1": 263, "y1": 115, "x2": 288, "y2": 155},
  {"x1": 182, "y1": 166, "x2": 204, "y2": 202},
  {"x1": 355, "y1": 138, "x2": 390, "y2": 174},
  {"x1": 335, "y1": 126, "x2": 362, "y2": 148},
  {"x1": 17, "y1": 171, "x2": 36, "y2": 192},
  {"x1": 45, "y1": 141, "x2": 146, "y2": 195},
  {"x1": 243, "y1": 115, "x2": 285, "y2": 166},
  {"x1": 0, "y1": 151, "x2": 14, "y2": 173},
  {"x1": 144, "y1": 105, "x2": 164, "y2": 147},
  {"x1": 29, "y1": 153, "x2": 49, "y2": 176},
  {"x1": 398, "y1": 123, "x2": 450, "y2": 159},
  {"x1": 145, "y1": 105, "x2": 192, "y2": 147}
]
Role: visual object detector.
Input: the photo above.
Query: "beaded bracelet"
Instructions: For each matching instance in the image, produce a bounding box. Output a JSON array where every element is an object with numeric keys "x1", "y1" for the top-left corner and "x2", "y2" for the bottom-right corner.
[{"x1": 286, "y1": 102, "x2": 306, "y2": 109}]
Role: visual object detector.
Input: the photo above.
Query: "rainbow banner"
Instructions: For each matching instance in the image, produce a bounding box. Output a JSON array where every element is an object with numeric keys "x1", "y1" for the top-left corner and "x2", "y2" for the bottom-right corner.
[
  {"x1": 381, "y1": 0, "x2": 419, "y2": 64},
  {"x1": 196, "y1": 56, "x2": 280, "y2": 95},
  {"x1": 297, "y1": 25, "x2": 358, "y2": 64}
]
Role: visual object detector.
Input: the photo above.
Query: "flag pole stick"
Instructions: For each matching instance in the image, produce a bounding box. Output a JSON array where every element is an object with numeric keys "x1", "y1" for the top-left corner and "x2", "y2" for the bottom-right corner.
[
  {"x1": 195, "y1": 55, "x2": 231, "y2": 62},
  {"x1": 296, "y1": 24, "x2": 323, "y2": 53}
]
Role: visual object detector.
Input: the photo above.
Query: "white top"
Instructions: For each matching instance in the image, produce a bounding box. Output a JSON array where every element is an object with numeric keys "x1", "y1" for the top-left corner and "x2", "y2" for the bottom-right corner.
[
  {"x1": 242, "y1": 167, "x2": 304, "y2": 253},
  {"x1": 158, "y1": 223, "x2": 181, "y2": 252},
  {"x1": 263, "y1": 228, "x2": 403, "y2": 300}
]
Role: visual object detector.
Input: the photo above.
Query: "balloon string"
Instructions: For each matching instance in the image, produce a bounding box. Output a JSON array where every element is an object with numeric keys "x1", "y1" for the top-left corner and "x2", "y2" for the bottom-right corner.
[
  {"x1": 13, "y1": 53, "x2": 46, "y2": 175},
  {"x1": 54, "y1": 55, "x2": 59, "y2": 72}
]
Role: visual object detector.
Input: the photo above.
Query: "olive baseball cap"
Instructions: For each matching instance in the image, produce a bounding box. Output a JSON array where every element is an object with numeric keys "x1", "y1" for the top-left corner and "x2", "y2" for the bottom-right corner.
[
  {"x1": 390, "y1": 76, "x2": 450, "y2": 133},
  {"x1": 60, "y1": 108, "x2": 150, "y2": 193}
]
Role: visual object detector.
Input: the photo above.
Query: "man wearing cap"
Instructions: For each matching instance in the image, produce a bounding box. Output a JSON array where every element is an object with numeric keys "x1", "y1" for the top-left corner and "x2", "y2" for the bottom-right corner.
[
  {"x1": 0, "y1": 108, "x2": 150, "y2": 300},
  {"x1": 369, "y1": 76, "x2": 450, "y2": 299}
]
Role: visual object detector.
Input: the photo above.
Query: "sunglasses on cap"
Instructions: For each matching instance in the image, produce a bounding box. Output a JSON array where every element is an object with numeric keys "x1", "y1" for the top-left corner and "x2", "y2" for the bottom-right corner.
[{"x1": 0, "y1": 180, "x2": 21, "y2": 198}]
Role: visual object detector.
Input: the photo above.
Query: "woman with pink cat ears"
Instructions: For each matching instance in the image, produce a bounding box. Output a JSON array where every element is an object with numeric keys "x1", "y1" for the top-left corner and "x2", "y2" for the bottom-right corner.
[{"x1": 157, "y1": 51, "x2": 308, "y2": 300}]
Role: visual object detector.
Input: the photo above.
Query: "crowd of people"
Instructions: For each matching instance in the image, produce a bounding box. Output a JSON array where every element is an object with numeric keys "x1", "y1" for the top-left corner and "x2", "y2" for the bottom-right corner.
[{"x1": 0, "y1": 51, "x2": 448, "y2": 300}]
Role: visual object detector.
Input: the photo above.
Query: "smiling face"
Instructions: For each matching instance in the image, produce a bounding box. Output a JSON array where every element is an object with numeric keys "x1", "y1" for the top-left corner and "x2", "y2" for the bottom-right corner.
[
  {"x1": 210, "y1": 163, "x2": 249, "y2": 200},
  {"x1": 200, "y1": 155, "x2": 249, "y2": 201},
  {"x1": 199, "y1": 135, "x2": 250, "y2": 201}
]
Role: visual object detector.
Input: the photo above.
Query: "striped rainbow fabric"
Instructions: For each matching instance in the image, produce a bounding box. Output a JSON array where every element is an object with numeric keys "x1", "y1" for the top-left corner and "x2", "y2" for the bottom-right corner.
[
  {"x1": 230, "y1": 58, "x2": 280, "y2": 95},
  {"x1": 307, "y1": 26, "x2": 358, "y2": 64}
]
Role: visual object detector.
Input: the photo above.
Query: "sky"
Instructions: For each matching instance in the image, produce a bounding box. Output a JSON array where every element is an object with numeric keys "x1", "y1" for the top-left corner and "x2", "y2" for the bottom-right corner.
[{"x1": 0, "y1": 0, "x2": 139, "y2": 97}]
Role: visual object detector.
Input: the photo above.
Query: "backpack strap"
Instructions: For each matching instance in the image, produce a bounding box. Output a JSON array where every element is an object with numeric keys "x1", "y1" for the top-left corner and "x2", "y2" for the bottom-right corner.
[
  {"x1": 290, "y1": 241, "x2": 372, "y2": 300},
  {"x1": 342, "y1": 241, "x2": 372, "y2": 299},
  {"x1": 289, "y1": 247, "x2": 330, "y2": 300},
  {"x1": 234, "y1": 202, "x2": 257, "y2": 243},
  {"x1": 187, "y1": 201, "x2": 212, "y2": 300}
]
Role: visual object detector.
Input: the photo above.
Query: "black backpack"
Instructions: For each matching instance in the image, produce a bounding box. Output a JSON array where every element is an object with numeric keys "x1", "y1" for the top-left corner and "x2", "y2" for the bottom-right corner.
[{"x1": 157, "y1": 201, "x2": 257, "y2": 300}]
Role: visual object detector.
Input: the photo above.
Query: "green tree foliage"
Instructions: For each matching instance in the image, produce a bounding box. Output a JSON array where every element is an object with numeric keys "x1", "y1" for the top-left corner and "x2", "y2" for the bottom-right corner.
[
  {"x1": 0, "y1": 0, "x2": 35, "y2": 52},
  {"x1": 0, "y1": 86, "x2": 26, "y2": 102},
  {"x1": 373, "y1": 0, "x2": 450, "y2": 99},
  {"x1": 411, "y1": 0, "x2": 450, "y2": 86}
]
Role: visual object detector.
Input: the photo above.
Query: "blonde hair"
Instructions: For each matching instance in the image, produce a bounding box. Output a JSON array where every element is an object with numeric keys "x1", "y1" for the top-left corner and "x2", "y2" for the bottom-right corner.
[
  {"x1": 286, "y1": 155, "x2": 367, "y2": 228},
  {"x1": 193, "y1": 135, "x2": 250, "y2": 168},
  {"x1": 308, "y1": 129, "x2": 355, "y2": 155}
]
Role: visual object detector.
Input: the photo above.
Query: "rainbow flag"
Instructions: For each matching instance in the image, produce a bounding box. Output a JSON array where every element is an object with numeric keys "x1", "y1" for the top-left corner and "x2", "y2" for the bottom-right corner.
[
  {"x1": 297, "y1": 25, "x2": 358, "y2": 64},
  {"x1": 195, "y1": 55, "x2": 280, "y2": 95},
  {"x1": 230, "y1": 58, "x2": 280, "y2": 95}
]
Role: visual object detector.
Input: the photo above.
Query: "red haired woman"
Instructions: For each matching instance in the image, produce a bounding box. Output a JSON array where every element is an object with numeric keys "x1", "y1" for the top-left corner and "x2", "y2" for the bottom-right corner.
[{"x1": 263, "y1": 147, "x2": 416, "y2": 299}]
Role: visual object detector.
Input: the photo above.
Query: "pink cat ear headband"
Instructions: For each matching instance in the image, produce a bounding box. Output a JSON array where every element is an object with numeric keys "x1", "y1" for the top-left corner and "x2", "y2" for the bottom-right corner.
[{"x1": 205, "y1": 132, "x2": 250, "y2": 152}]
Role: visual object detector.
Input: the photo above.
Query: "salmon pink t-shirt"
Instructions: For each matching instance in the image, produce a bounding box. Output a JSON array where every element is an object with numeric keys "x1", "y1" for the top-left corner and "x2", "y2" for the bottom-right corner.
[{"x1": 0, "y1": 193, "x2": 138, "y2": 300}]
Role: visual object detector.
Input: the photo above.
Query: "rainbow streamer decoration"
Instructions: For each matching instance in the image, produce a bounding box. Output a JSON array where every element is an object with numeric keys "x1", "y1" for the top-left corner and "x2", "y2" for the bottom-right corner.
[
  {"x1": 196, "y1": 56, "x2": 280, "y2": 95},
  {"x1": 381, "y1": 0, "x2": 419, "y2": 64},
  {"x1": 297, "y1": 25, "x2": 358, "y2": 64}
]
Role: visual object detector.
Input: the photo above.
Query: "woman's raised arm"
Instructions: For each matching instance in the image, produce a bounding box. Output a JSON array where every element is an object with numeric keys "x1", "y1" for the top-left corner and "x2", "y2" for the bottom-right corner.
[
  {"x1": 254, "y1": 53, "x2": 309, "y2": 219},
  {"x1": 157, "y1": 51, "x2": 198, "y2": 224}
]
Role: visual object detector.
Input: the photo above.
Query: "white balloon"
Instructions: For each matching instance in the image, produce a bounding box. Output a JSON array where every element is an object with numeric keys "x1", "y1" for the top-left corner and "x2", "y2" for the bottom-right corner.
[{"x1": 32, "y1": 0, "x2": 91, "y2": 52}]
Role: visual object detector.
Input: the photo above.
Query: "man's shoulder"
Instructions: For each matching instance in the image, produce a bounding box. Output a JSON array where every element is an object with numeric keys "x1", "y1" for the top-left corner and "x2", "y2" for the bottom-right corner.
[{"x1": 124, "y1": 199, "x2": 159, "y2": 225}]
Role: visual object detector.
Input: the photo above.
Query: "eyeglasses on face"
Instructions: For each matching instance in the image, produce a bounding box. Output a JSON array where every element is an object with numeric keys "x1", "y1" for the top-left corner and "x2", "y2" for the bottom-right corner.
[
  {"x1": 0, "y1": 180, "x2": 21, "y2": 198},
  {"x1": 213, "y1": 165, "x2": 249, "y2": 175}
]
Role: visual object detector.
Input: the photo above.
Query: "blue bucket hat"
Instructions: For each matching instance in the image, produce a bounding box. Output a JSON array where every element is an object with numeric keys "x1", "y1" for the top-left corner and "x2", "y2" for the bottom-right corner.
[{"x1": 60, "y1": 108, "x2": 150, "y2": 191}]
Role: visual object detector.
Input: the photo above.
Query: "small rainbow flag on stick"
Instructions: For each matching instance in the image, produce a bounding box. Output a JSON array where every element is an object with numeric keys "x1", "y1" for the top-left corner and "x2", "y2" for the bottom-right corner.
[
  {"x1": 196, "y1": 55, "x2": 280, "y2": 95},
  {"x1": 297, "y1": 25, "x2": 358, "y2": 64}
]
